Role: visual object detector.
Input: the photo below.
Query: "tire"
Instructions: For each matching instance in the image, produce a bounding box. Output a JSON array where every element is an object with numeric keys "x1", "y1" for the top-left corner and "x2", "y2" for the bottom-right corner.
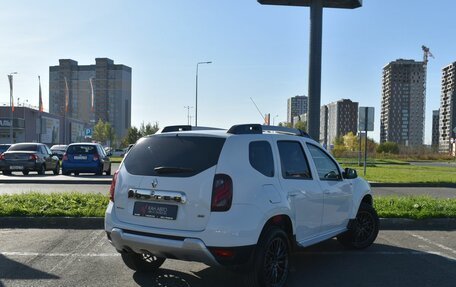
[
  {"x1": 3, "y1": 170, "x2": 11, "y2": 175},
  {"x1": 37, "y1": 164, "x2": 46, "y2": 175},
  {"x1": 120, "y1": 252, "x2": 165, "y2": 273},
  {"x1": 53, "y1": 162, "x2": 60, "y2": 175},
  {"x1": 337, "y1": 202, "x2": 379, "y2": 249},
  {"x1": 106, "y1": 165, "x2": 111, "y2": 176},
  {"x1": 245, "y1": 226, "x2": 291, "y2": 287},
  {"x1": 22, "y1": 170, "x2": 29, "y2": 175}
]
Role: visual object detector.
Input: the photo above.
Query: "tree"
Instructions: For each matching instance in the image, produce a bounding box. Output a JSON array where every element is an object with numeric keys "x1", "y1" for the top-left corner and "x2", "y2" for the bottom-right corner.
[
  {"x1": 139, "y1": 121, "x2": 159, "y2": 137},
  {"x1": 104, "y1": 122, "x2": 116, "y2": 147},
  {"x1": 122, "y1": 126, "x2": 141, "y2": 147},
  {"x1": 343, "y1": 132, "x2": 358, "y2": 152},
  {"x1": 93, "y1": 119, "x2": 108, "y2": 143},
  {"x1": 294, "y1": 120, "x2": 307, "y2": 132}
]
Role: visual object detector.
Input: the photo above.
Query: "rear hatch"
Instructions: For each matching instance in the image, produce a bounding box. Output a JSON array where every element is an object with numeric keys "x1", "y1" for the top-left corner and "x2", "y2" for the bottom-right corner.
[
  {"x1": 114, "y1": 133, "x2": 226, "y2": 232},
  {"x1": 66, "y1": 145, "x2": 97, "y2": 163}
]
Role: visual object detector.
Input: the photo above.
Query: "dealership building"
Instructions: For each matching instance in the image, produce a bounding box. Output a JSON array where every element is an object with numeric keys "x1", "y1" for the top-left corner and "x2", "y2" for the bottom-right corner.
[{"x1": 0, "y1": 106, "x2": 89, "y2": 146}]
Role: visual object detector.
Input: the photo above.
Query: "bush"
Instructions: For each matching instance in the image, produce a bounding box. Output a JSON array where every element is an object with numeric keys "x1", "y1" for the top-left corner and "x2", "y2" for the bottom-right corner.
[{"x1": 377, "y1": 142, "x2": 399, "y2": 154}]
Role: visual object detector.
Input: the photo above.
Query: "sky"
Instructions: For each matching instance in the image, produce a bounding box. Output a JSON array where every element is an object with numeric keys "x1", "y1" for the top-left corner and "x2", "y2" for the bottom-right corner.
[{"x1": 0, "y1": 0, "x2": 455, "y2": 144}]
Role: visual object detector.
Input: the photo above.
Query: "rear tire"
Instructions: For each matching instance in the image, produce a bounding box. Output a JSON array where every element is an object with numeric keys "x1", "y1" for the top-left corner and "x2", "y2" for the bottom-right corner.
[
  {"x1": 22, "y1": 170, "x2": 29, "y2": 175},
  {"x1": 337, "y1": 202, "x2": 379, "y2": 249},
  {"x1": 121, "y1": 252, "x2": 165, "y2": 272},
  {"x1": 37, "y1": 164, "x2": 45, "y2": 175},
  {"x1": 245, "y1": 226, "x2": 290, "y2": 287},
  {"x1": 53, "y1": 162, "x2": 60, "y2": 175}
]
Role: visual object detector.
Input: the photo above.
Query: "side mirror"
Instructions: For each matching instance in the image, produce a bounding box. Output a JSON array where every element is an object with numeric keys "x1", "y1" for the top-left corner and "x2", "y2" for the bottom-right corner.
[{"x1": 343, "y1": 168, "x2": 358, "y2": 179}]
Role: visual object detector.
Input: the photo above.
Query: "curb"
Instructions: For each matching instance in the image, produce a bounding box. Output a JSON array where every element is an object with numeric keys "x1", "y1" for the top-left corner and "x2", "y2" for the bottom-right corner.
[
  {"x1": 1, "y1": 217, "x2": 455, "y2": 231},
  {"x1": 370, "y1": 182, "x2": 456, "y2": 188}
]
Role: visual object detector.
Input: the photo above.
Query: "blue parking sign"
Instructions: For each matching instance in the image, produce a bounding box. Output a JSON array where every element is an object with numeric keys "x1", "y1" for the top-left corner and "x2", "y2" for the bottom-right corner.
[{"x1": 85, "y1": 128, "x2": 92, "y2": 136}]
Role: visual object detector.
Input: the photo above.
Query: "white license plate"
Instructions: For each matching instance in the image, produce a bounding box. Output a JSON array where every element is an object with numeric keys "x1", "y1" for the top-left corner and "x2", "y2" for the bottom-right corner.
[
  {"x1": 10, "y1": 166, "x2": 23, "y2": 170},
  {"x1": 74, "y1": 156, "x2": 87, "y2": 160}
]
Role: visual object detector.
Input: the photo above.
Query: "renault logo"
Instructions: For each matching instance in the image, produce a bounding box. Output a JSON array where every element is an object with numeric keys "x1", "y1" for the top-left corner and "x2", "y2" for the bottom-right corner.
[{"x1": 151, "y1": 179, "x2": 158, "y2": 189}]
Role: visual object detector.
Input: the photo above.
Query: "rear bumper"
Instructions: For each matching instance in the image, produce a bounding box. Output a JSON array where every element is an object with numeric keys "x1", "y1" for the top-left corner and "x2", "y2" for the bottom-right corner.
[
  {"x1": 62, "y1": 162, "x2": 100, "y2": 173},
  {"x1": 0, "y1": 161, "x2": 40, "y2": 171},
  {"x1": 108, "y1": 228, "x2": 220, "y2": 266}
]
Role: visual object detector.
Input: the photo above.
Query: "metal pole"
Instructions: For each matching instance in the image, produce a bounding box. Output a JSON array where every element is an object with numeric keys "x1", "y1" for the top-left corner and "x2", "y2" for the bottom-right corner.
[
  {"x1": 195, "y1": 64, "x2": 199, "y2": 127},
  {"x1": 358, "y1": 131, "x2": 362, "y2": 166},
  {"x1": 307, "y1": 0, "x2": 323, "y2": 141},
  {"x1": 363, "y1": 108, "x2": 368, "y2": 176},
  {"x1": 8, "y1": 74, "x2": 15, "y2": 144}
]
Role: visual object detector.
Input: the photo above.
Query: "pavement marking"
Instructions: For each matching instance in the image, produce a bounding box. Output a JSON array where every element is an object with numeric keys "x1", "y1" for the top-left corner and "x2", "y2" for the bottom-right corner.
[{"x1": 406, "y1": 232, "x2": 456, "y2": 261}]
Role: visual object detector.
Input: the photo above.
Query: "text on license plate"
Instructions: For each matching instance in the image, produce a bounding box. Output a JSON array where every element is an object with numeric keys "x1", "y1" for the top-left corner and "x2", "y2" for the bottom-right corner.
[
  {"x1": 10, "y1": 166, "x2": 23, "y2": 170},
  {"x1": 74, "y1": 155, "x2": 87, "y2": 160},
  {"x1": 133, "y1": 202, "x2": 178, "y2": 220}
]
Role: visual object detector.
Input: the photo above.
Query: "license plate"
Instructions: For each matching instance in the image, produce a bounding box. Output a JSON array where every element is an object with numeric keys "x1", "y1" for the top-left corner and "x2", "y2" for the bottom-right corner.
[
  {"x1": 133, "y1": 202, "x2": 178, "y2": 220},
  {"x1": 10, "y1": 166, "x2": 23, "y2": 170},
  {"x1": 74, "y1": 155, "x2": 87, "y2": 160}
]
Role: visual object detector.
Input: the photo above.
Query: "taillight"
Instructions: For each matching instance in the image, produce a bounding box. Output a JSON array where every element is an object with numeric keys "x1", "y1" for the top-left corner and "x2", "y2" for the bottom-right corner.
[
  {"x1": 211, "y1": 174, "x2": 233, "y2": 212},
  {"x1": 63, "y1": 153, "x2": 68, "y2": 161},
  {"x1": 29, "y1": 154, "x2": 38, "y2": 161},
  {"x1": 93, "y1": 153, "x2": 100, "y2": 161},
  {"x1": 0, "y1": 154, "x2": 4, "y2": 161},
  {"x1": 109, "y1": 170, "x2": 119, "y2": 202}
]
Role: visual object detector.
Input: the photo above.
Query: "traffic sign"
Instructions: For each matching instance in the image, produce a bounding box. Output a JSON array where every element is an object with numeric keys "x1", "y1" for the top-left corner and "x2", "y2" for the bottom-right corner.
[
  {"x1": 358, "y1": 107, "x2": 374, "y2": 131},
  {"x1": 85, "y1": 128, "x2": 92, "y2": 137}
]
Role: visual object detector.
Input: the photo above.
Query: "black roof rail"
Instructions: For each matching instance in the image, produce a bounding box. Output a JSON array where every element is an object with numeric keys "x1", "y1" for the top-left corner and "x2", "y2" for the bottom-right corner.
[
  {"x1": 261, "y1": 125, "x2": 311, "y2": 138},
  {"x1": 227, "y1": 124, "x2": 262, "y2": 134},
  {"x1": 158, "y1": 125, "x2": 224, "y2": 134},
  {"x1": 227, "y1": 124, "x2": 311, "y2": 138}
]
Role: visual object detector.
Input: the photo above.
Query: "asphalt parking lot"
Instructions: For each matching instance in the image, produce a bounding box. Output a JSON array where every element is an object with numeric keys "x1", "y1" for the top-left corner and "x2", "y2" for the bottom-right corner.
[{"x1": 0, "y1": 228, "x2": 455, "y2": 287}]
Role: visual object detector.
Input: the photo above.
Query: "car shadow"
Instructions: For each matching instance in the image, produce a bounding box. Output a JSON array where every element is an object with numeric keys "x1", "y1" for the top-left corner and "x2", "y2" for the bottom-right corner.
[
  {"x1": 0, "y1": 254, "x2": 59, "y2": 280},
  {"x1": 131, "y1": 239, "x2": 455, "y2": 287}
]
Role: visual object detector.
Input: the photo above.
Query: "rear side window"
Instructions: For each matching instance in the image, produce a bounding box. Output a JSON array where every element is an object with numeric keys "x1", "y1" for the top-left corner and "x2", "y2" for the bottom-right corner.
[
  {"x1": 67, "y1": 145, "x2": 97, "y2": 154},
  {"x1": 277, "y1": 141, "x2": 311, "y2": 179},
  {"x1": 249, "y1": 141, "x2": 274, "y2": 177},
  {"x1": 124, "y1": 135, "x2": 226, "y2": 177},
  {"x1": 9, "y1": 144, "x2": 38, "y2": 152}
]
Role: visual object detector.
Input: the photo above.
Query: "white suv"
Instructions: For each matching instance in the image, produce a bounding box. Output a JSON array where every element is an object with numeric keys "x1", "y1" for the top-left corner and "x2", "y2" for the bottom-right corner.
[{"x1": 105, "y1": 124, "x2": 379, "y2": 287}]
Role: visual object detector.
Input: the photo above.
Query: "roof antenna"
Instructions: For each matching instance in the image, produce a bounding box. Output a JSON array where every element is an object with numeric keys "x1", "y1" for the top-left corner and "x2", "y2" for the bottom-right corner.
[{"x1": 250, "y1": 97, "x2": 266, "y2": 122}]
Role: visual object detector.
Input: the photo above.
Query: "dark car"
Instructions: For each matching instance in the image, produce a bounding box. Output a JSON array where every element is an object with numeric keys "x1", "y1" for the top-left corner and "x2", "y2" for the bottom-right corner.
[
  {"x1": 62, "y1": 143, "x2": 111, "y2": 175},
  {"x1": 0, "y1": 144, "x2": 11, "y2": 155},
  {"x1": 0, "y1": 143, "x2": 60, "y2": 175},
  {"x1": 50, "y1": 145, "x2": 68, "y2": 160}
]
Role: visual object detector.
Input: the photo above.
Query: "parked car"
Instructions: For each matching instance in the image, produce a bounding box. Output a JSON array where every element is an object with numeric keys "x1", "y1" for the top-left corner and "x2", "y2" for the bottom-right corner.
[
  {"x1": 0, "y1": 144, "x2": 11, "y2": 154},
  {"x1": 0, "y1": 143, "x2": 60, "y2": 175},
  {"x1": 50, "y1": 145, "x2": 68, "y2": 160},
  {"x1": 110, "y1": 149, "x2": 125, "y2": 157},
  {"x1": 62, "y1": 143, "x2": 111, "y2": 175},
  {"x1": 105, "y1": 124, "x2": 379, "y2": 287}
]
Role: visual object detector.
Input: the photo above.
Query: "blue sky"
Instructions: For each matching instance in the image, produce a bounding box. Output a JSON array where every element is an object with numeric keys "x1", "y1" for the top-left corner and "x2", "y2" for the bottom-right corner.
[{"x1": 1, "y1": 0, "x2": 455, "y2": 143}]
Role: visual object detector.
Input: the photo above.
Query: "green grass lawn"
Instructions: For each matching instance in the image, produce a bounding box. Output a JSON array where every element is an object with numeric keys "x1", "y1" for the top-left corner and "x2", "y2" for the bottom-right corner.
[
  {"x1": 109, "y1": 156, "x2": 123, "y2": 163},
  {"x1": 1, "y1": 193, "x2": 456, "y2": 219},
  {"x1": 344, "y1": 164, "x2": 456, "y2": 184}
]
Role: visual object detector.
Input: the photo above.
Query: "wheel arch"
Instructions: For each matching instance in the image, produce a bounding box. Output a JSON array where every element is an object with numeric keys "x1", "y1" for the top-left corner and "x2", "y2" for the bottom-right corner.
[{"x1": 257, "y1": 214, "x2": 294, "y2": 247}]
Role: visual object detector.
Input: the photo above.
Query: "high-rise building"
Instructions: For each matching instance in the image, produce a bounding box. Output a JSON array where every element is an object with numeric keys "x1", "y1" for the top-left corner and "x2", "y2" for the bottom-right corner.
[
  {"x1": 321, "y1": 99, "x2": 358, "y2": 146},
  {"x1": 432, "y1": 109, "x2": 440, "y2": 148},
  {"x1": 49, "y1": 58, "x2": 132, "y2": 141},
  {"x1": 438, "y1": 62, "x2": 456, "y2": 153},
  {"x1": 287, "y1": 95, "x2": 308, "y2": 125},
  {"x1": 380, "y1": 59, "x2": 426, "y2": 146}
]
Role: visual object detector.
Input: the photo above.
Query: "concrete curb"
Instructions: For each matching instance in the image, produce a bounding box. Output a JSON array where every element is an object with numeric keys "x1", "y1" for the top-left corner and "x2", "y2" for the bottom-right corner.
[
  {"x1": 1, "y1": 217, "x2": 455, "y2": 231},
  {"x1": 370, "y1": 182, "x2": 456, "y2": 188}
]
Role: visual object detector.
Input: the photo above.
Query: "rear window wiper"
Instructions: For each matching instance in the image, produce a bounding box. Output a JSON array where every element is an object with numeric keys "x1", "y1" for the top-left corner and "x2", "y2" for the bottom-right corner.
[{"x1": 154, "y1": 166, "x2": 194, "y2": 174}]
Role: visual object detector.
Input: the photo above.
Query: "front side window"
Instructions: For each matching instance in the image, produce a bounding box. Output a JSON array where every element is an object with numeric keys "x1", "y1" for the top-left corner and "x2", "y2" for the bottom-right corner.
[
  {"x1": 249, "y1": 141, "x2": 274, "y2": 177},
  {"x1": 306, "y1": 144, "x2": 341, "y2": 181},
  {"x1": 277, "y1": 141, "x2": 311, "y2": 179}
]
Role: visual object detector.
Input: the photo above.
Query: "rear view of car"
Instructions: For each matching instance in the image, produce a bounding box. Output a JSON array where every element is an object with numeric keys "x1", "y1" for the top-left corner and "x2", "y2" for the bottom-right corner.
[
  {"x1": 0, "y1": 143, "x2": 60, "y2": 175},
  {"x1": 50, "y1": 145, "x2": 67, "y2": 160},
  {"x1": 62, "y1": 143, "x2": 111, "y2": 175}
]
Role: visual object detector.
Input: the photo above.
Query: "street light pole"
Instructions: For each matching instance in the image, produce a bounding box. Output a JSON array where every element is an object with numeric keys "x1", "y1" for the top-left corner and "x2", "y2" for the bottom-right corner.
[
  {"x1": 8, "y1": 72, "x2": 18, "y2": 144},
  {"x1": 195, "y1": 61, "x2": 212, "y2": 127}
]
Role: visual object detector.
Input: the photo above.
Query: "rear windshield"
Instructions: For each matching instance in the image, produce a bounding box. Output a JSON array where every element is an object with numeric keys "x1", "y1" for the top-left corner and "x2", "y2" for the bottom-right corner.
[
  {"x1": 66, "y1": 145, "x2": 97, "y2": 154},
  {"x1": 124, "y1": 135, "x2": 226, "y2": 177},
  {"x1": 9, "y1": 144, "x2": 38, "y2": 152}
]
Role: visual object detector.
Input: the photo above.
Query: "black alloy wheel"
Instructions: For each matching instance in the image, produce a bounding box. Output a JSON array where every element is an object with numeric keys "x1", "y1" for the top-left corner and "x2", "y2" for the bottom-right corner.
[{"x1": 264, "y1": 236, "x2": 289, "y2": 286}]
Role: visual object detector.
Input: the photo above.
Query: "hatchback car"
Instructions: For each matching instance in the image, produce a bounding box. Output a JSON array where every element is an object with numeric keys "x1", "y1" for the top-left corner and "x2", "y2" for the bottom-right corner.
[
  {"x1": 62, "y1": 143, "x2": 111, "y2": 175},
  {"x1": 0, "y1": 143, "x2": 60, "y2": 175},
  {"x1": 105, "y1": 124, "x2": 379, "y2": 287}
]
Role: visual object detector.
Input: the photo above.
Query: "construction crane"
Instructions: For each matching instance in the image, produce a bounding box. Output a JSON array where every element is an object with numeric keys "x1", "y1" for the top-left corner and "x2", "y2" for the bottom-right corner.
[{"x1": 422, "y1": 45, "x2": 435, "y2": 65}]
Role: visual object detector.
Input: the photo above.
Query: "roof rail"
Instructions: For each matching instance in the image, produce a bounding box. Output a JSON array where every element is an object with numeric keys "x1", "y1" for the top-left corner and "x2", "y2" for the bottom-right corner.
[
  {"x1": 227, "y1": 124, "x2": 311, "y2": 138},
  {"x1": 158, "y1": 125, "x2": 223, "y2": 133},
  {"x1": 261, "y1": 125, "x2": 311, "y2": 138}
]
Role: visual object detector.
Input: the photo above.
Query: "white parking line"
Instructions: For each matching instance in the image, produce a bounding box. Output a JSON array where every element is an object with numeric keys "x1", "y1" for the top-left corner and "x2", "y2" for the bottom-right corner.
[{"x1": 407, "y1": 232, "x2": 456, "y2": 257}]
